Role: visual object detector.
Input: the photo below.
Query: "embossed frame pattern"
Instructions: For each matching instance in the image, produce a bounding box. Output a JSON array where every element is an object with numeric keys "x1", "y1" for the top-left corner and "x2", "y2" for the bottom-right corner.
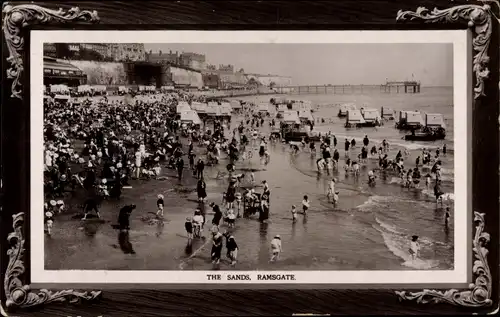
[{"x1": 1, "y1": 1, "x2": 498, "y2": 316}]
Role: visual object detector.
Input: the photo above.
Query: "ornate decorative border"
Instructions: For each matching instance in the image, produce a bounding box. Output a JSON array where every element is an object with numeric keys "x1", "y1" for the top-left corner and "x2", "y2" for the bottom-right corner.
[
  {"x1": 396, "y1": 212, "x2": 492, "y2": 307},
  {"x1": 2, "y1": 3, "x2": 100, "y2": 99},
  {"x1": 4, "y1": 213, "x2": 102, "y2": 308},
  {"x1": 397, "y1": 1, "x2": 495, "y2": 100},
  {"x1": 0, "y1": 0, "x2": 496, "y2": 313},
  {"x1": 395, "y1": 1, "x2": 494, "y2": 307},
  {"x1": 2, "y1": 3, "x2": 102, "y2": 310}
]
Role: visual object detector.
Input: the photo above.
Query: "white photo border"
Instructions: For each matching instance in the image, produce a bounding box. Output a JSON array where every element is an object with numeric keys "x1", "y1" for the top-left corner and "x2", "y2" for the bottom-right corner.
[{"x1": 30, "y1": 30, "x2": 471, "y2": 285}]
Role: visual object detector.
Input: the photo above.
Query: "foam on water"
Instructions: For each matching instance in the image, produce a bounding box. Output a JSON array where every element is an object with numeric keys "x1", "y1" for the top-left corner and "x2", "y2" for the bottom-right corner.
[
  {"x1": 356, "y1": 195, "x2": 404, "y2": 212},
  {"x1": 421, "y1": 189, "x2": 455, "y2": 201},
  {"x1": 311, "y1": 130, "x2": 448, "y2": 151},
  {"x1": 373, "y1": 218, "x2": 441, "y2": 270}
]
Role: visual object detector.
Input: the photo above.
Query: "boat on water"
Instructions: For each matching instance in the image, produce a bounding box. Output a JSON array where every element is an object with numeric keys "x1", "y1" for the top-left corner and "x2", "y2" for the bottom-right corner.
[
  {"x1": 395, "y1": 110, "x2": 424, "y2": 130},
  {"x1": 338, "y1": 103, "x2": 357, "y2": 117},
  {"x1": 403, "y1": 113, "x2": 446, "y2": 141}
]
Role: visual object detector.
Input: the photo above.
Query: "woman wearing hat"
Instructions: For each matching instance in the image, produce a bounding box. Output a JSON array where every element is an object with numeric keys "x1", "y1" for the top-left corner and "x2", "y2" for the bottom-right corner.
[{"x1": 270, "y1": 235, "x2": 283, "y2": 262}]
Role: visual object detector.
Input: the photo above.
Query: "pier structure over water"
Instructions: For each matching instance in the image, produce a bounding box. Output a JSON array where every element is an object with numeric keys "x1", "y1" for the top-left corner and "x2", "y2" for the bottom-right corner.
[
  {"x1": 274, "y1": 80, "x2": 421, "y2": 95},
  {"x1": 381, "y1": 80, "x2": 421, "y2": 94}
]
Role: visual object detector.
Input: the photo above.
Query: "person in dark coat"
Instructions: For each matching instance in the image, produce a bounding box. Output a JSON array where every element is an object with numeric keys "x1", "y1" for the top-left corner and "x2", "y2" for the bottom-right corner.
[
  {"x1": 363, "y1": 135, "x2": 369, "y2": 147},
  {"x1": 176, "y1": 157, "x2": 185, "y2": 180},
  {"x1": 118, "y1": 204, "x2": 136, "y2": 230},
  {"x1": 210, "y1": 202, "x2": 223, "y2": 227},
  {"x1": 197, "y1": 178, "x2": 207, "y2": 202},
  {"x1": 196, "y1": 159, "x2": 205, "y2": 179}
]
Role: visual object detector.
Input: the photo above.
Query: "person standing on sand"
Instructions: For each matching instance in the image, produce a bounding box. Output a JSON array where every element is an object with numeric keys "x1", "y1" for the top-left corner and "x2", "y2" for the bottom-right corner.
[
  {"x1": 270, "y1": 235, "x2": 283, "y2": 262},
  {"x1": 176, "y1": 157, "x2": 184, "y2": 180},
  {"x1": 185, "y1": 217, "x2": 193, "y2": 244},
  {"x1": 196, "y1": 158, "x2": 205, "y2": 179}
]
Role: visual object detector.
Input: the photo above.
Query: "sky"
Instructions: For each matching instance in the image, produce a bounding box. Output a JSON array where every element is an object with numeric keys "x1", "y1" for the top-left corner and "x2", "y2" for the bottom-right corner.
[{"x1": 144, "y1": 43, "x2": 453, "y2": 87}]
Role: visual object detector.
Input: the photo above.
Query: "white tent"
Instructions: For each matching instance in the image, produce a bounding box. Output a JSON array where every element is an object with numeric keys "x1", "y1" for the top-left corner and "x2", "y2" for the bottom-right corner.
[
  {"x1": 220, "y1": 102, "x2": 232, "y2": 115},
  {"x1": 346, "y1": 110, "x2": 366, "y2": 124},
  {"x1": 181, "y1": 110, "x2": 202, "y2": 125},
  {"x1": 206, "y1": 102, "x2": 219, "y2": 116},
  {"x1": 296, "y1": 100, "x2": 312, "y2": 112},
  {"x1": 339, "y1": 103, "x2": 357, "y2": 116},
  {"x1": 362, "y1": 108, "x2": 381, "y2": 123},
  {"x1": 78, "y1": 85, "x2": 91, "y2": 93},
  {"x1": 283, "y1": 110, "x2": 300, "y2": 124},
  {"x1": 230, "y1": 100, "x2": 242, "y2": 109},
  {"x1": 277, "y1": 104, "x2": 288, "y2": 113},
  {"x1": 191, "y1": 102, "x2": 207, "y2": 113},
  {"x1": 425, "y1": 113, "x2": 446, "y2": 129},
  {"x1": 50, "y1": 84, "x2": 69, "y2": 93},
  {"x1": 91, "y1": 85, "x2": 107, "y2": 92},
  {"x1": 405, "y1": 111, "x2": 424, "y2": 125},
  {"x1": 381, "y1": 107, "x2": 394, "y2": 118},
  {"x1": 258, "y1": 103, "x2": 269, "y2": 113},
  {"x1": 176, "y1": 101, "x2": 191, "y2": 113},
  {"x1": 298, "y1": 110, "x2": 314, "y2": 121}
]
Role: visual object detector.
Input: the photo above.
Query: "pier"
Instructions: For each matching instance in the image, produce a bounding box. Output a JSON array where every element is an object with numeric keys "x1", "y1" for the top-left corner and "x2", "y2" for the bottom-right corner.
[
  {"x1": 381, "y1": 81, "x2": 421, "y2": 94},
  {"x1": 274, "y1": 80, "x2": 421, "y2": 95}
]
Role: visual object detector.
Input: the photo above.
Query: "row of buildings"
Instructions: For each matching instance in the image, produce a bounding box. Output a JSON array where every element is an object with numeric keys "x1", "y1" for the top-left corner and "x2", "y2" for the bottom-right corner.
[{"x1": 43, "y1": 43, "x2": 292, "y2": 89}]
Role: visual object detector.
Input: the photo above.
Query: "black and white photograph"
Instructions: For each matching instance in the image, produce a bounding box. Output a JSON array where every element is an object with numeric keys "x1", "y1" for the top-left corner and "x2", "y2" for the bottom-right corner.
[{"x1": 32, "y1": 31, "x2": 468, "y2": 284}]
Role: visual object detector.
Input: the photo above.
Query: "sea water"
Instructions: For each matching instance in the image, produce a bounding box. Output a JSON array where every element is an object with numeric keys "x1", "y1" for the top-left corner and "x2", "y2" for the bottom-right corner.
[{"x1": 45, "y1": 87, "x2": 454, "y2": 271}]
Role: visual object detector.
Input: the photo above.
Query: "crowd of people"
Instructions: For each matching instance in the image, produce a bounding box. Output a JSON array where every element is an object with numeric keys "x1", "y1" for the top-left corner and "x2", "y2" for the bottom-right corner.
[
  {"x1": 43, "y1": 87, "x2": 451, "y2": 267},
  {"x1": 43, "y1": 89, "x2": 291, "y2": 268}
]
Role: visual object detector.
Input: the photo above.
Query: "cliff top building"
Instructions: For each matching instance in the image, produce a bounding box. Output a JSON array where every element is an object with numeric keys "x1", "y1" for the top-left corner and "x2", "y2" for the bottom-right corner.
[
  {"x1": 218, "y1": 64, "x2": 234, "y2": 72},
  {"x1": 146, "y1": 49, "x2": 180, "y2": 64}
]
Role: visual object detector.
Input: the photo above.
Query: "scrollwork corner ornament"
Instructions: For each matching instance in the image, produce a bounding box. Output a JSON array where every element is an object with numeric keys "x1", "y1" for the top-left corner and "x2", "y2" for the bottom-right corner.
[
  {"x1": 397, "y1": 1, "x2": 500, "y2": 100},
  {"x1": 396, "y1": 212, "x2": 492, "y2": 308},
  {"x1": 2, "y1": 3, "x2": 99, "y2": 100},
  {"x1": 4, "y1": 212, "x2": 102, "y2": 309}
]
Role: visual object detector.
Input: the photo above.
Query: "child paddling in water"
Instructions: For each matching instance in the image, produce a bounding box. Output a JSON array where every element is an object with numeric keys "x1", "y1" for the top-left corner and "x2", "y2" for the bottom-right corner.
[{"x1": 409, "y1": 235, "x2": 421, "y2": 261}]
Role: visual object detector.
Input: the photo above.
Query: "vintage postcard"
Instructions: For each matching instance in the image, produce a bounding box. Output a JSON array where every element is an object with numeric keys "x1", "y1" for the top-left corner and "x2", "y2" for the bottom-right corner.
[
  {"x1": 31, "y1": 30, "x2": 469, "y2": 285},
  {"x1": 2, "y1": 1, "x2": 498, "y2": 315}
]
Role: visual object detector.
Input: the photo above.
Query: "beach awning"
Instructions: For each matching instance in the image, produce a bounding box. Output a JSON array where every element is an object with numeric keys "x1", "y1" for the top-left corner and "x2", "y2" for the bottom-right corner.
[
  {"x1": 230, "y1": 100, "x2": 242, "y2": 109},
  {"x1": 298, "y1": 110, "x2": 314, "y2": 121},
  {"x1": 406, "y1": 111, "x2": 424, "y2": 125},
  {"x1": 44, "y1": 59, "x2": 83, "y2": 76},
  {"x1": 181, "y1": 110, "x2": 202, "y2": 125},
  {"x1": 339, "y1": 103, "x2": 357, "y2": 115},
  {"x1": 54, "y1": 95, "x2": 70, "y2": 102},
  {"x1": 283, "y1": 110, "x2": 300, "y2": 124},
  {"x1": 425, "y1": 113, "x2": 446, "y2": 129},
  {"x1": 362, "y1": 108, "x2": 381, "y2": 122},
  {"x1": 176, "y1": 101, "x2": 191, "y2": 113},
  {"x1": 258, "y1": 103, "x2": 269, "y2": 112},
  {"x1": 220, "y1": 102, "x2": 233, "y2": 115},
  {"x1": 206, "y1": 102, "x2": 219, "y2": 116},
  {"x1": 191, "y1": 102, "x2": 207, "y2": 113},
  {"x1": 381, "y1": 107, "x2": 394, "y2": 117},
  {"x1": 346, "y1": 110, "x2": 366, "y2": 124}
]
